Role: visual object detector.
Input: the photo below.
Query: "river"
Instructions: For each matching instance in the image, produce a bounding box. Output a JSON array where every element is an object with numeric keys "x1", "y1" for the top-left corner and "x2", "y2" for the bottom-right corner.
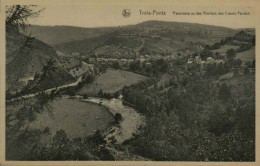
[{"x1": 71, "y1": 95, "x2": 146, "y2": 144}]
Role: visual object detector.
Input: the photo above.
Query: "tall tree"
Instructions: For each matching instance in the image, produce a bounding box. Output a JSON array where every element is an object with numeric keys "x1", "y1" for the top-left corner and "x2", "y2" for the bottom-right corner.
[{"x1": 6, "y1": 5, "x2": 44, "y2": 33}]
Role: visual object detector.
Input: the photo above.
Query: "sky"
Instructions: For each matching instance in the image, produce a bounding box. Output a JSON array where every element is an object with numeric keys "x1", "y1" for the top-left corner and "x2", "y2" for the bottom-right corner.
[{"x1": 29, "y1": 5, "x2": 255, "y2": 29}]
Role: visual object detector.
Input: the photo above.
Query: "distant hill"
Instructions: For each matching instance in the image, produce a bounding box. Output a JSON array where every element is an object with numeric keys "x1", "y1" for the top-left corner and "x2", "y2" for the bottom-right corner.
[
  {"x1": 27, "y1": 25, "x2": 117, "y2": 46},
  {"x1": 55, "y1": 21, "x2": 239, "y2": 55},
  {"x1": 55, "y1": 32, "x2": 134, "y2": 55}
]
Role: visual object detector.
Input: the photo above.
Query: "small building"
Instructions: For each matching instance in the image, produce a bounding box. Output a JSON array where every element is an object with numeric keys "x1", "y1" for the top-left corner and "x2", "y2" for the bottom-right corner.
[
  {"x1": 206, "y1": 57, "x2": 215, "y2": 64},
  {"x1": 145, "y1": 62, "x2": 152, "y2": 68}
]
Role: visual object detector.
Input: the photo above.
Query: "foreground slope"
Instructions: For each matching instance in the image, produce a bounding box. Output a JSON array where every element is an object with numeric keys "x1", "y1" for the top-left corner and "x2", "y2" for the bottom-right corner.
[
  {"x1": 6, "y1": 32, "x2": 58, "y2": 79},
  {"x1": 6, "y1": 31, "x2": 76, "y2": 93}
]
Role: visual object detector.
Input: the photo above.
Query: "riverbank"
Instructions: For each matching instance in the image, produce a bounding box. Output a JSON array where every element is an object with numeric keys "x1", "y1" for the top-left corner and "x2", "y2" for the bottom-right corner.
[{"x1": 73, "y1": 95, "x2": 146, "y2": 144}]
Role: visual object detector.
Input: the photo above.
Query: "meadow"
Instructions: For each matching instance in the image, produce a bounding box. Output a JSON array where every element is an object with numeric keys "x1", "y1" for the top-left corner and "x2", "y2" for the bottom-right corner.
[
  {"x1": 29, "y1": 97, "x2": 114, "y2": 138},
  {"x1": 77, "y1": 69, "x2": 148, "y2": 96},
  {"x1": 235, "y1": 46, "x2": 255, "y2": 65}
]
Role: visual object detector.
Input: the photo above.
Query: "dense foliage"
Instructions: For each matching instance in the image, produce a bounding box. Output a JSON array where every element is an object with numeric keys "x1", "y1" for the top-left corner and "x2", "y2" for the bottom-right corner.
[{"x1": 122, "y1": 65, "x2": 255, "y2": 161}]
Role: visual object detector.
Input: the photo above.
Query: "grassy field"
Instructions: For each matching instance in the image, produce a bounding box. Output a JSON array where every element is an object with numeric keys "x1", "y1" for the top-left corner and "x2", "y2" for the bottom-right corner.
[
  {"x1": 235, "y1": 46, "x2": 255, "y2": 65},
  {"x1": 29, "y1": 97, "x2": 114, "y2": 138},
  {"x1": 77, "y1": 69, "x2": 148, "y2": 96},
  {"x1": 212, "y1": 44, "x2": 240, "y2": 56}
]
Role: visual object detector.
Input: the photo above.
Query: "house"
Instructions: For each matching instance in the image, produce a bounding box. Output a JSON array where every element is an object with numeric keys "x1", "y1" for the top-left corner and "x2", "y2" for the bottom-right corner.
[
  {"x1": 206, "y1": 57, "x2": 215, "y2": 64},
  {"x1": 145, "y1": 62, "x2": 152, "y2": 68}
]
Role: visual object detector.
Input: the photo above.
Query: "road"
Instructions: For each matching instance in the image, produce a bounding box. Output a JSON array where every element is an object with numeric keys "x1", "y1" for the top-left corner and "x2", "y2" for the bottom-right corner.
[{"x1": 7, "y1": 76, "x2": 82, "y2": 102}]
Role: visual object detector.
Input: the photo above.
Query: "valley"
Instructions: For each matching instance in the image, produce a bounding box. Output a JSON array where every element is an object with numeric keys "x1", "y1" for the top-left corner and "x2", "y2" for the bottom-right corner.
[{"x1": 5, "y1": 18, "x2": 255, "y2": 161}]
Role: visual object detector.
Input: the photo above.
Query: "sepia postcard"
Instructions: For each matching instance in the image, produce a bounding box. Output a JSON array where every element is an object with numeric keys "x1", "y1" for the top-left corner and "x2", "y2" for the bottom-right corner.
[{"x1": 0, "y1": 0, "x2": 259, "y2": 166}]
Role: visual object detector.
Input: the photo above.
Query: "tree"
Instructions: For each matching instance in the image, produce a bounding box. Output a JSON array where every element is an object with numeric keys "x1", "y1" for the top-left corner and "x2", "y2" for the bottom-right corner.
[
  {"x1": 112, "y1": 61, "x2": 120, "y2": 69},
  {"x1": 217, "y1": 63, "x2": 226, "y2": 75},
  {"x1": 103, "y1": 92, "x2": 111, "y2": 99},
  {"x1": 98, "y1": 89, "x2": 103, "y2": 97},
  {"x1": 34, "y1": 72, "x2": 40, "y2": 80},
  {"x1": 114, "y1": 113, "x2": 123, "y2": 124},
  {"x1": 252, "y1": 36, "x2": 255, "y2": 46},
  {"x1": 90, "y1": 130, "x2": 106, "y2": 145},
  {"x1": 32, "y1": 59, "x2": 57, "y2": 91},
  {"x1": 236, "y1": 99, "x2": 255, "y2": 137},
  {"x1": 218, "y1": 83, "x2": 231, "y2": 101},
  {"x1": 53, "y1": 130, "x2": 68, "y2": 147},
  {"x1": 244, "y1": 67, "x2": 250, "y2": 75},
  {"x1": 234, "y1": 59, "x2": 242, "y2": 67},
  {"x1": 245, "y1": 61, "x2": 252, "y2": 68},
  {"x1": 200, "y1": 49, "x2": 213, "y2": 60},
  {"x1": 215, "y1": 52, "x2": 221, "y2": 59},
  {"x1": 207, "y1": 104, "x2": 232, "y2": 136},
  {"x1": 129, "y1": 60, "x2": 140, "y2": 71},
  {"x1": 6, "y1": 5, "x2": 44, "y2": 33},
  {"x1": 252, "y1": 59, "x2": 255, "y2": 68},
  {"x1": 226, "y1": 49, "x2": 236, "y2": 59},
  {"x1": 113, "y1": 92, "x2": 120, "y2": 98},
  {"x1": 233, "y1": 67, "x2": 240, "y2": 77}
]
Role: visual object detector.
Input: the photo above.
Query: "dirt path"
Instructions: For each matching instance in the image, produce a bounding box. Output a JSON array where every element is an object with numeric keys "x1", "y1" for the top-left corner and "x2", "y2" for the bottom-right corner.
[{"x1": 7, "y1": 76, "x2": 82, "y2": 102}]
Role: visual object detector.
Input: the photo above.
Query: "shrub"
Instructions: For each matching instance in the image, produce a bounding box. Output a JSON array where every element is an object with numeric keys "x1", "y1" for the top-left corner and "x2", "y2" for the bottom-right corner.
[{"x1": 114, "y1": 113, "x2": 123, "y2": 124}]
